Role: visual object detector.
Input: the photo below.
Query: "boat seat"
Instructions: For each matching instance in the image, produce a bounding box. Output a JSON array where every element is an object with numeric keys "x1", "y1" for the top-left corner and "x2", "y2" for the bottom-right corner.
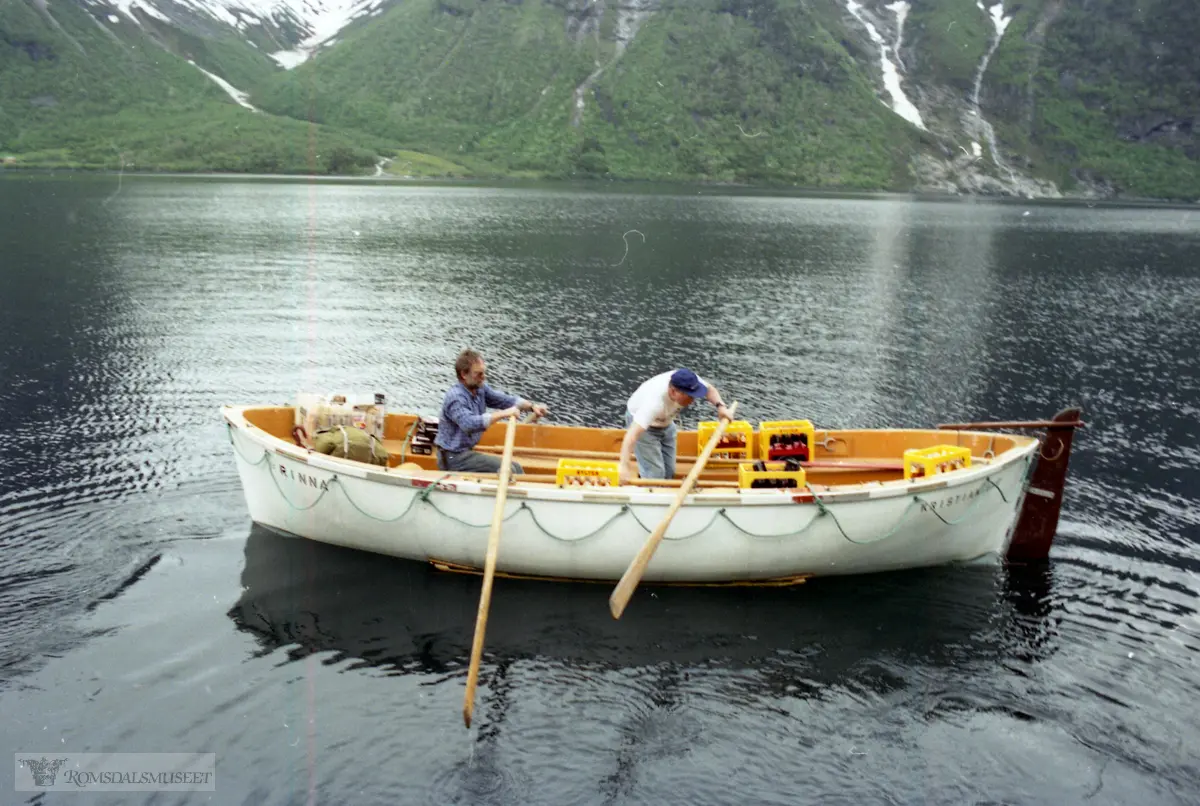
[
  {"x1": 380, "y1": 443, "x2": 565, "y2": 476},
  {"x1": 508, "y1": 455, "x2": 561, "y2": 475}
]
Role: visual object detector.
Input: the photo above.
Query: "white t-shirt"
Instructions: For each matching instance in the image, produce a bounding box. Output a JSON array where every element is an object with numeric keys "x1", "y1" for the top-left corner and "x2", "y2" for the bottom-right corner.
[{"x1": 626, "y1": 370, "x2": 711, "y2": 429}]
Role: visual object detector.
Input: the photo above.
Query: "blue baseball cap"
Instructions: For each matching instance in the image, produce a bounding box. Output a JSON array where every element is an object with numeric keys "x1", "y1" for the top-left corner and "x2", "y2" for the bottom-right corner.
[{"x1": 669, "y1": 368, "x2": 707, "y2": 399}]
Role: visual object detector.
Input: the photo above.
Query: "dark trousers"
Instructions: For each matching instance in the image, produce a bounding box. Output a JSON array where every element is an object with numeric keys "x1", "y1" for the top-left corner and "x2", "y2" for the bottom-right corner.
[{"x1": 436, "y1": 448, "x2": 524, "y2": 475}]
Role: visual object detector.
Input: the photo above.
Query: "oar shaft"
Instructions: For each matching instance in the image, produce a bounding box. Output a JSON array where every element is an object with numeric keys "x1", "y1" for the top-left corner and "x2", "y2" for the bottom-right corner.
[
  {"x1": 608, "y1": 402, "x2": 740, "y2": 620},
  {"x1": 463, "y1": 414, "x2": 518, "y2": 728}
]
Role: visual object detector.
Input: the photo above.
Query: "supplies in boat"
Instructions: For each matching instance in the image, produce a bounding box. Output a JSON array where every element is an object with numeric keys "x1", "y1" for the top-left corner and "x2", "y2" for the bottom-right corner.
[
  {"x1": 409, "y1": 417, "x2": 439, "y2": 456},
  {"x1": 295, "y1": 392, "x2": 387, "y2": 441},
  {"x1": 312, "y1": 424, "x2": 389, "y2": 466}
]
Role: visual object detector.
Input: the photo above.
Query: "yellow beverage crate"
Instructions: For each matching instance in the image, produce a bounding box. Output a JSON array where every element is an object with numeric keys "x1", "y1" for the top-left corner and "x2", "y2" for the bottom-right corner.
[
  {"x1": 903, "y1": 445, "x2": 972, "y2": 480},
  {"x1": 758, "y1": 419, "x2": 817, "y2": 462},
  {"x1": 556, "y1": 458, "x2": 620, "y2": 488},
  {"x1": 698, "y1": 420, "x2": 755, "y2": 460},
  {"x1": 738, "y1": 461, "x2": 807, "y2": 490}
]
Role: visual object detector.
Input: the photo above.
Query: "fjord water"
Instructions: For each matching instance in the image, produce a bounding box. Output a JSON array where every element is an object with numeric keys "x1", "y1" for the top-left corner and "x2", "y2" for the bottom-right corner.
[{"x1": 0, "y1": 173, "x2": 1197, "y2": 805}]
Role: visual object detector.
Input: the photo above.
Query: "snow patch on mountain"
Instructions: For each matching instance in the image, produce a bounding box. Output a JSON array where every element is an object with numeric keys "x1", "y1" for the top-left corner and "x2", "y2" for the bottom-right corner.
[
  {"x1": 104, "y1": 0, "x2": 171, "y2": 24},
  {"x1": 845, "y1": 0, "x2": 924, "y2": 129},
  {"x1": 189, "y1": 59, "x2": 258, "y2": 110},
  {"x1": 265, "y1": 0, "x2": 386, "y2": 67},
  {"x1": 80, "y1": 0, "x2": 385, "y2": 67}
]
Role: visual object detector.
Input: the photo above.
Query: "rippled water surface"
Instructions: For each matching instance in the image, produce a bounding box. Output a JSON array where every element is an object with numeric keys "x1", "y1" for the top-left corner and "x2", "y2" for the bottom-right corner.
[{"x1": 1, "y1": 174, "x2": 1198, "y2": 805}]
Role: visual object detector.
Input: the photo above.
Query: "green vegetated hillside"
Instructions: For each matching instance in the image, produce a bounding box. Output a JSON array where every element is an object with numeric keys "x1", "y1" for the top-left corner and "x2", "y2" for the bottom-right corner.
[
  {"x1": 0, "y1": 0, "x2": 389, "y2": 173},
  {"x1": 252, "y1": 0, "x2": 926, "y2": 188},
  {"x1": 2, "y1": 0, "x2": 1197, "y2": 198},
  {"x1": 981, "y1": 0, "x2": 1200, "y2": 199}
]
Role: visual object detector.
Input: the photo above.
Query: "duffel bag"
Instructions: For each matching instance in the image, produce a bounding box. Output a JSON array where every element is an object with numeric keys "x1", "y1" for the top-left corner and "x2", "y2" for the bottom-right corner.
[{"x1": 312, "y1": 425, "x2": 389, "y2": 466}]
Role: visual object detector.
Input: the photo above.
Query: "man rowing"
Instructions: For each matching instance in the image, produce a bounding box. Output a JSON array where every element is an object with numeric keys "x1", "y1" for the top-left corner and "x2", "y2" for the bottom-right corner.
[{"x1": 434, "y1": 349, "x2": 549, "y2": 475}]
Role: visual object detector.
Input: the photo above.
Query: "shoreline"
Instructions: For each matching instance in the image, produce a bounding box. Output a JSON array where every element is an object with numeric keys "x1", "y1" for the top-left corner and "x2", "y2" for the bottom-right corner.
[{"x1": 1, "y1": 165, "x2": 1197, "y2": 208}]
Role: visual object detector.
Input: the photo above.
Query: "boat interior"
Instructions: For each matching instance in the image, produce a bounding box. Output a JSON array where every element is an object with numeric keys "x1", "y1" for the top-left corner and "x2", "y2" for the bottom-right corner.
[{"x1": 238, "y1": 406, "x2": 1035, "y2": 493}]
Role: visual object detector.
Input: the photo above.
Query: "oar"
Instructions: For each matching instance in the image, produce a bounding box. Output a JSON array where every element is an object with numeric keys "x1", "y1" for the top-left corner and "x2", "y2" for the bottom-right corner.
[
  {"x1": 608, "y1": 401, "x2": 740, "y2": 619},
  {"x1": 462, "y1": 413, "x2": 519, "y2": 728}
]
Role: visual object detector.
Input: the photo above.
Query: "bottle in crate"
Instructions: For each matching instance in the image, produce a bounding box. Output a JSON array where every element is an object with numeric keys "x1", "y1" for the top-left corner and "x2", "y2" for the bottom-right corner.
[
  {"x1": 556, "y1": 459, "x2": 620, "y2": 488},
  {"x1": 738, "y1": 461, "x2": 807, "y2": 490},
  {"x1": 903, "y1": 445, "x2": 972, "y2": 480},
  {"x1": 758, "y1": 420, "x2": 816, "y2": 462},
  {"x1": 698, "y1": 420, "x2": 755, "y2": 461}
]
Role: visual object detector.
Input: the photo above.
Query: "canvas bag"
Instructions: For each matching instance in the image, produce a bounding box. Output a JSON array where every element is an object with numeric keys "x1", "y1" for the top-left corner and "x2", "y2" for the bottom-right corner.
[{"x1": 312, "y1": 425, "x2": 389, "y2": 466}]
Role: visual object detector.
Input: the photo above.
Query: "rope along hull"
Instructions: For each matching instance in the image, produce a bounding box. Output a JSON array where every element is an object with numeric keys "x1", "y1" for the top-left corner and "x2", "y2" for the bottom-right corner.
[{"x1": 226, "y1": 408, "x2": 1036, "y2": 583}]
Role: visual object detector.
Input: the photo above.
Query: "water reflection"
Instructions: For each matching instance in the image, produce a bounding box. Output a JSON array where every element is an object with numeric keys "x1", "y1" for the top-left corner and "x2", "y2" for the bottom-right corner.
[
  {"x1": 3, "y1": 175, "x2": 1197, "y2": 802},
  {"x1": 228, "y1": 525, "x2": 1060, "y2": 685},
  {"x1": 0, "y1": 176, "x2": 129, "y2": 450}
]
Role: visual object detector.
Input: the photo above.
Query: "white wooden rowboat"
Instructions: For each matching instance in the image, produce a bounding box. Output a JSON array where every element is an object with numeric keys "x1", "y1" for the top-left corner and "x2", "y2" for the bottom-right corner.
[{"x1": 222, "y1": 405, "x2": 1082, "y2": 583}]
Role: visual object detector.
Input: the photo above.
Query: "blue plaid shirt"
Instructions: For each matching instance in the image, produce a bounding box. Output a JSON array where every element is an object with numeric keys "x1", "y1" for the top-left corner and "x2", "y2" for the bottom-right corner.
[{"x1": 434, "y1": 382, "x2": 521, "y2": 453}]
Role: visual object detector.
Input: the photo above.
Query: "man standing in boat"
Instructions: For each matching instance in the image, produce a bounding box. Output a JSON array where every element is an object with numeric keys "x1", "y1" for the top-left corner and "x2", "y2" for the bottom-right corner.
[
  {"x1": 618, "y1": 368, "x2": 731, "y2": 485},
  {"x1": 435, "y1": 349, "x2": 549, "y2": 475}
]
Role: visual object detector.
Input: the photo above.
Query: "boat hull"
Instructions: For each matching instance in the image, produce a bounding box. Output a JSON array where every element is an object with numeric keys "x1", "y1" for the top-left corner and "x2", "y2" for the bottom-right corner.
[{"x1": 225, "y1": 407, "x2": 1037, "y2": 583}]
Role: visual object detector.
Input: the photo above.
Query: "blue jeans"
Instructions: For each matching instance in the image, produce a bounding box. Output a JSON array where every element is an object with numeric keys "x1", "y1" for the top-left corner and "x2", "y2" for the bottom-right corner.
[
  {"x1": 626, "y1": 412, "x2": 677, "y2": 480},
  {"x1": 437, "y1": 448, "x2": 524, "y2": 475}
]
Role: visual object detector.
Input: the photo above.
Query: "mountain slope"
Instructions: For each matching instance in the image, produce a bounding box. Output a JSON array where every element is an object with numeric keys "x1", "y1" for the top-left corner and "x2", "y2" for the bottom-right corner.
[
  {"x1": 252, "y1": 0, "x2": 605, "y2": 170},
  {"x1": 252, "y1": 0, "x2": 927, "y2": 187},
  {"x1": 2, "y1": 0, "x2": 1197, "y2": 198},
  {"x1": 565, "y1": 0, "x2": 922, "y2": 187},
  {"x1": 997, "y1": 0, "x2": 1200, "y2": 199},
  {"x1": 0, "y1": 0, "x2": 389, "y2": 172}
]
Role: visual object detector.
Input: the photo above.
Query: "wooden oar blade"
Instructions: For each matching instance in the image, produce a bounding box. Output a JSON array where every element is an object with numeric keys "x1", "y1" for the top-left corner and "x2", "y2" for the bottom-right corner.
[
  {"x1": 607, "y1": 401, "x2": 739, "y2": 620},
  {"x1": 608, "y1": 540, "x2": 656, "y2": 619},
  {"x1": 463, "y1": 692, "x2": 475, "y2": 728}
]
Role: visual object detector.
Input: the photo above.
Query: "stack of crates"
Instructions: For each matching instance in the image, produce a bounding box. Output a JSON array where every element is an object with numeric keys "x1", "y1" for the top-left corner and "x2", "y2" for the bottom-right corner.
[
  {"x1": 738, "y1": 460, "x2": 807, "y2": 490},
  {"x1": 758, "y1": 420, "x2": 817, "y2": 463},
  {"x1": 410, "y1": 417, "x2": 438, "y2": 456},
  {"x1": 698, "y1": 420, "x2": 755, "y2": 460},
  {"x1": 903, "y1": 445, "x2": 972, "y2": 480},
  {"x1": 556, "y1": 458, "x2": 620, "y2": 487}
]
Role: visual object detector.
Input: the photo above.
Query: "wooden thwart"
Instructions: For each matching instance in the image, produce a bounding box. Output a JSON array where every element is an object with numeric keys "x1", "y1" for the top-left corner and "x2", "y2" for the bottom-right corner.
[
  {"x1": 474, "y1": 443, "x2": 904, "y2": 472},
  {"x1": 441, "y1": 470, "x2": 740, "y2": 489}
]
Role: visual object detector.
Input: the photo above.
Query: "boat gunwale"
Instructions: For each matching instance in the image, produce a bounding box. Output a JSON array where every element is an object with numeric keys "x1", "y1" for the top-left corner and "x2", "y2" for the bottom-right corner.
[{"x1": 222, "y1": 405, "x2": 1038, "y2": 508}]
